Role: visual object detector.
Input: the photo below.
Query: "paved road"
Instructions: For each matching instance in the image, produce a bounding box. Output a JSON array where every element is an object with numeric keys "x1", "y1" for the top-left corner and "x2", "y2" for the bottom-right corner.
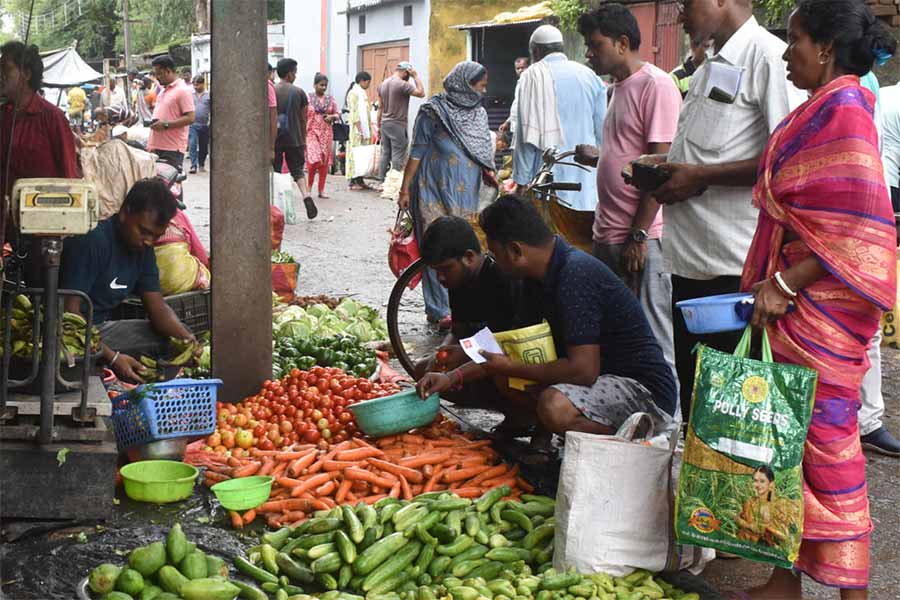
[{"x1": 182, "y1": 168, "x2": 900, "y2": 598}]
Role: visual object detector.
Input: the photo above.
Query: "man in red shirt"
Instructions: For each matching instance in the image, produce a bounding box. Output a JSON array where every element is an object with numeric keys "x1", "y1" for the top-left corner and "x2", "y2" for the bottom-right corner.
[
  {"x1": 0, "y1": 41, "x2": 79, "y2": 248},
  {"x1": 148, "y1": 55, "x2": 195, "y2": 173}
]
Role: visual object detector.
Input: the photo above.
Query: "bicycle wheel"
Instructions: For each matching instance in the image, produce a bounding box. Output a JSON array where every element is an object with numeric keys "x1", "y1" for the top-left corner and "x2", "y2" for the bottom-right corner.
[{"x1": 386, "y1": 259, "x2": 447, "y2": 377}]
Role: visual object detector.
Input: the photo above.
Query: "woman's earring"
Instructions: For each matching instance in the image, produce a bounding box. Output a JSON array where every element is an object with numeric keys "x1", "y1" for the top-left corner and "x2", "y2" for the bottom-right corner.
[{"x1": 818, "y1": 52, "x2": 829, "y2": 65}]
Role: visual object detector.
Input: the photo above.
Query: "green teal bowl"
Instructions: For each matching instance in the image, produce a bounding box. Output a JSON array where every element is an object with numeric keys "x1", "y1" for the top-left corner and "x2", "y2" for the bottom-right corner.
[
  {"x1": 120, "y1": 460, "x2": 199, "y2": 504},
  {"x1": 349, "y1": 388, "x2": 440, "y2": 438},
  {"x1": 211, "y1": 475, "x2": 274, "y2": 511}
]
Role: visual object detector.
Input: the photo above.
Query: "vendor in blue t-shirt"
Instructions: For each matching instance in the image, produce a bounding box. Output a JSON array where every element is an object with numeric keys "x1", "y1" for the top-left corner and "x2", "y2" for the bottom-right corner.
[
  {"x1": 60, "y1": 178, "x2": 196, "y2": 383},
  {"x1": 418, "y1": 195, "x2": 676, "y2": 446}
]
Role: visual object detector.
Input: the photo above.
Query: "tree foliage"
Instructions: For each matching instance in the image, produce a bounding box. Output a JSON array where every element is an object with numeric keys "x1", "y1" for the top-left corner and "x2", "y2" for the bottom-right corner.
[{"x1": 1, "y1": 0, "x2": 196, "y2": 60}]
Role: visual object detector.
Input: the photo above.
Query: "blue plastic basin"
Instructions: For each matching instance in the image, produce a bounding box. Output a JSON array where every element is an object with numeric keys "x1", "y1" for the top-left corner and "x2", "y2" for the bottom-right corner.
[
  {"x1": 349, "y1": 388, "x2": 440, "y2": 438},
  {"x1": 676, "y1": 292, "x2": 754, "y2": 334}
]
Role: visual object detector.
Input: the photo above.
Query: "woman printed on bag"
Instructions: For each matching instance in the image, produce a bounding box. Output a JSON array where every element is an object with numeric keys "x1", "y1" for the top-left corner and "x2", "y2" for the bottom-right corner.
[
  {"x1": 398, "y1": 61, "x2": 496, "y2": 330},
  {"x1": 737, "y1": 0, "x2": 896, "y2": 596},
  {"x1": 735, "y1": 466, "x2": 790, "y2": 548}
]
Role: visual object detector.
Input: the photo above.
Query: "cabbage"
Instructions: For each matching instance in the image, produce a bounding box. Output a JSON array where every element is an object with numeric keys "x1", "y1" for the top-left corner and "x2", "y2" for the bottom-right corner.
[
  {"x1": 275, "y1": 305, "x2": 306, "y2": 325},
  {"x1": 346, "y1": 320, "x2": 374, "y2": 343},
  {"x1": 335, "y1": 298, "x2": 360, "y2": 319},
  {"x1": 358, "y1": 306, "x2": 379, "y2": 323},
  {"x1": 278, "y1": 320, "x2": 311, "y2": 339},
  {"x1": 306, "y1": 303, "x2": 331, "y2": 318}
]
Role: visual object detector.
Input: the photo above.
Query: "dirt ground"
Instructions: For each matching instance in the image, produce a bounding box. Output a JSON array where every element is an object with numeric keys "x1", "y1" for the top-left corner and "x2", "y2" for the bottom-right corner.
[{"x1": 182, "y1": 169, "x2": 900, "y2": 599}]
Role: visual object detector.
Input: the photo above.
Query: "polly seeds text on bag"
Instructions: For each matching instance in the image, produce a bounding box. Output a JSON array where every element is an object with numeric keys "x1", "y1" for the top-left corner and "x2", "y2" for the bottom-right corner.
[{"x1": 675, "y1": 327, "x2": 816, "y2": 568}]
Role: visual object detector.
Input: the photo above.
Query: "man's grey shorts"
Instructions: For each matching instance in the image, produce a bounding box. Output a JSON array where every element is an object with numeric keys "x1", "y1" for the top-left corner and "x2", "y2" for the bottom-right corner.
[{"x1": 551, "y1": 374, "x2": 671, "y2": 433}]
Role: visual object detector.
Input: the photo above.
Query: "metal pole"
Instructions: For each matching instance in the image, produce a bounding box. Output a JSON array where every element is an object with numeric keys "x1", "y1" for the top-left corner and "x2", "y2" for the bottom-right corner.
[
  {"x1": 38, "y1": 239, "x2": 62, "y2": 444},
  {"x1": 210, "y1": 0, "x2": 272, "y2": 402},
  {"x1": 123, "y1": 0, "x2": 132, "y2": 107}
]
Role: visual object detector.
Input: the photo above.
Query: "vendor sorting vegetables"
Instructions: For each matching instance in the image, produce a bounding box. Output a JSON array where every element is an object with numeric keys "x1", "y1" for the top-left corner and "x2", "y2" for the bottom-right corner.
[
  {"x1": 418, "y1": 196, "x2": 676, "y2": 450},
  {"x1": 415, "y1": 216, "x2": 543, "y2": 438},
  {"x1": 60, "y1": 178, "x2": 197, "y2": 383}
]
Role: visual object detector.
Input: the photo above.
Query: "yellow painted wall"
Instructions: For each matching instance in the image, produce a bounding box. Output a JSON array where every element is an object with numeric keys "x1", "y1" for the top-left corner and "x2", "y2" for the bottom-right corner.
[{"x1": 429, "y1": 0, "x2": 533, "y2": 95}]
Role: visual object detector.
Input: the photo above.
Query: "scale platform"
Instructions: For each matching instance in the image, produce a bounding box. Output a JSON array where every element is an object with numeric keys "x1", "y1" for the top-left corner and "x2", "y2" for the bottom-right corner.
[{"x1": 0, "y1": 376, "x2": 118, "y2": 520}]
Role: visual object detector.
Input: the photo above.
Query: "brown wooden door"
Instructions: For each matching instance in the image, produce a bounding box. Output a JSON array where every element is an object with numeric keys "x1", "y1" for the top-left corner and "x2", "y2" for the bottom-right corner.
[
  {"x1": 360, "y1": 42, "x2": 410, "y2": 104},
  {"x1": 629, "y1": 3, "x2": 658, "y2": 65},
  {"x1": 654, "y1": 1, "x2": 682, "y2": 72}
]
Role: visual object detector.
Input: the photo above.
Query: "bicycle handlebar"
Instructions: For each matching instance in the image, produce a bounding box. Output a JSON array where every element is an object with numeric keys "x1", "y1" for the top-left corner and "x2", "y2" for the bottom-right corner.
[{"x1": 549, "y1": 181, "x2": 581, "y2": 192}]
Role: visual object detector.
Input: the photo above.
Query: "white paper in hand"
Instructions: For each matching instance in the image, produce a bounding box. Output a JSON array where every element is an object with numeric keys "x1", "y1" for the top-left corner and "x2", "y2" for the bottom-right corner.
[{"x1": 460, "y1": 327, "x2": 504, "y2": 364}]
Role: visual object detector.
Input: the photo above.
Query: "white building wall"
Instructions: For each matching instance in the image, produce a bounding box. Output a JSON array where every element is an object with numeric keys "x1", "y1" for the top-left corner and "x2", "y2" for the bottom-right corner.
[{"x1": 283, "y1": 0, "x2": 325, "y2": 92}]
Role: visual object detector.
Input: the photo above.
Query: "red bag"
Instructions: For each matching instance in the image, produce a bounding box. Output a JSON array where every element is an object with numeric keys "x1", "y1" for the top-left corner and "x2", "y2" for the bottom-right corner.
[
  {"x1": 270, "y1": 204, "x2": 285, "y2": 250},
  {"x1": 272, "y1": 262, "x2": 298, "y2": 302},
  {"x1": 388, "y1": 209, "x2": 421, "y2": 289}
]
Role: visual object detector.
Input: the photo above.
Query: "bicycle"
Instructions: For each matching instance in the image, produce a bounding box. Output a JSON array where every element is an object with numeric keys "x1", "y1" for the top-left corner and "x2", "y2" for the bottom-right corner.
[{"x1": 386, "y1": 148, "x2": 584, "y2": 377}]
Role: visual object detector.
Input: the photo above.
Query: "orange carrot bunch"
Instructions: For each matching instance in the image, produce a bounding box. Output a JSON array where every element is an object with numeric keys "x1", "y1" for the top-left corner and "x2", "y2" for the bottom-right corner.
[{"x1": 186, "y1": 429, "x2": 533, "y2": 530}]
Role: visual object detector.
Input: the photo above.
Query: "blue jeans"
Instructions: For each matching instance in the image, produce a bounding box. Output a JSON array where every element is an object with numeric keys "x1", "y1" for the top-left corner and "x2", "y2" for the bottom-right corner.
[
  {"x1": 189, "y1": 123, "x2": 209, "y2": 168},
  {"x1": 421, "y1": 266, "x2": 450, "y2": 322}
]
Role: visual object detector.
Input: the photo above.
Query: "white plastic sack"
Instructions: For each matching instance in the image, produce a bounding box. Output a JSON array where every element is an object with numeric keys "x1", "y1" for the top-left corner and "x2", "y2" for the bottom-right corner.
[
  {"x1": 380, "y1": 169, "x2": 403, "y2": 201},
  {"x1": 351, "y1": 144, "x2": 380, "y2": 179},
  {"x1": 79, "y1": 139, "x2": 156, "y2": 219},
  {"x1": 554, "y1": 414, "x2": 712, "y2": 576},
  {"x1": 270, "y1": 171, "x2": 299, "y2": 225}
]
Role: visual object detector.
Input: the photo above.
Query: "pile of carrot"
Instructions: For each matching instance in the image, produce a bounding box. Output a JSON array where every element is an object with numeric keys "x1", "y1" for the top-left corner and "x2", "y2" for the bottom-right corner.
[{"x1": 186, "y1": 432, "x2": 533, "y2": 530}]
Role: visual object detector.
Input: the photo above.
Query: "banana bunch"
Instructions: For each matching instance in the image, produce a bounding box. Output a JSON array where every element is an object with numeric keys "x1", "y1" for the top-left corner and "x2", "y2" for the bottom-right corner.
[
  {"x1": 0, "y1": 295, "x2": 100, "y2": 362},
  {"x1": 137, "y1": 337, "x2": 203, "y2": 382}
]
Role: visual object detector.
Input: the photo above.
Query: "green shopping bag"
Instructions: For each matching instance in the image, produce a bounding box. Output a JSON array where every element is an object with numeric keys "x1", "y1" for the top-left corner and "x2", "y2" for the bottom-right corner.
[{"x1": 675, "y1": 326, "x2": 817, "y2": 568}]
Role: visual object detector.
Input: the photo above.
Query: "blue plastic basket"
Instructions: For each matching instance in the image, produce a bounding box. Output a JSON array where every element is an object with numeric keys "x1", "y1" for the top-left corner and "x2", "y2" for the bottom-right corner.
[
  {"x1": 676, "y1": 292, "x2": 754, "y2": 334},
  {"x1": 110, "y1": 378, "x2": 222, "y2": 451}
]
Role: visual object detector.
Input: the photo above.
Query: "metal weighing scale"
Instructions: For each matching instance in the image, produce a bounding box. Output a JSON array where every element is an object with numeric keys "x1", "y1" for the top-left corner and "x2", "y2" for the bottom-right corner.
[{"x1": 1, "y1": 178, "x2": 117, "y2": 521}]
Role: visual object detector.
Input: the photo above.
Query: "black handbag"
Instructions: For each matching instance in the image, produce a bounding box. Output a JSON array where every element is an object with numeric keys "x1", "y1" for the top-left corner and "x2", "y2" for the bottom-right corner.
[{"x1": 332, "y1": 114, "x2": 350, "y2": 143}]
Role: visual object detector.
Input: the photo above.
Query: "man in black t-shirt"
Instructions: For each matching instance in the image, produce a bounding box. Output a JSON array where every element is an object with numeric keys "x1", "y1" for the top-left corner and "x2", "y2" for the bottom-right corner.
[
  {"x1": 415, "y1": 216, "x2": 542, "y2": 435},
  {"x1": 418, "y1": 197, "x2": 676, "y2": 441}
]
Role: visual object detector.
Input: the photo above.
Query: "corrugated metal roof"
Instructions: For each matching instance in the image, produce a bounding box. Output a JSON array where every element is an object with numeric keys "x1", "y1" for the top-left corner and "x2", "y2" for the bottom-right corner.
[
  {"x1": 343, "y1": 0, "x2": 409, "y2": 14},
  {"x1": 451, "y1": 17, "x2": 545, "y2": 30}
]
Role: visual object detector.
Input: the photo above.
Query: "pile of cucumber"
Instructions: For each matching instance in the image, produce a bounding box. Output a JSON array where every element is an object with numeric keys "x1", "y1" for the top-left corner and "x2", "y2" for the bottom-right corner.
[
  {"x1": 85, "y1": 524, "x2": 240, "y2": 600},
  {"x1": 233, "y1": 487, "x2": 557, "y2": 600}
]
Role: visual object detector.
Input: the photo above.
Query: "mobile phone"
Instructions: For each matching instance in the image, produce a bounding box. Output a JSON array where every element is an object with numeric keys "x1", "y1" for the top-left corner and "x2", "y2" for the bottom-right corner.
[{"x1": 625, "y1": 162, "x2": 671, "y2": 192}]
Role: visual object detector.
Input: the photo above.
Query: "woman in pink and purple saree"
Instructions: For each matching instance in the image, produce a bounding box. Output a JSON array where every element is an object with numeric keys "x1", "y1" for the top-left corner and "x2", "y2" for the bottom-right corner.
[{"x1": 734, "y1": 0, "x2": 897, "y2": 597}]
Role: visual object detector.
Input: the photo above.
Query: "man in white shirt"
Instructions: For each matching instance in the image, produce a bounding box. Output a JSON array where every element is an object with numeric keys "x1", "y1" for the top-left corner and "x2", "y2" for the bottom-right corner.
[
  {"x1": 882, "y1": 84, "x2": 900, "y2": 209},
  {"x1": 100, "y1": 76, "x2": 126, "y2": 108},
  {"x1": 651, "y1": 0, "x2": 805, "y2": 420},
  {"x1": 498, "y1": 57, "x2": 530, "y2": 145}
]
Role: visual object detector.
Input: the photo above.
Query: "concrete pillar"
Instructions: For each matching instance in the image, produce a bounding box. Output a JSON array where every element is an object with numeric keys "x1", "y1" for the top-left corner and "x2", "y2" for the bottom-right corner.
[{"x1": 210, "y1": 0, "x2": 272, "y2": 401}]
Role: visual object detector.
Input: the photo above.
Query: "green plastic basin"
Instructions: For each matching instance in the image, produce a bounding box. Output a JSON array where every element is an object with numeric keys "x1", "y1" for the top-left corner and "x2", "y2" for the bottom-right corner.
[
  {"x1": 349, "y1": 388, "x2": 440, "y2": 438},
  {"x1": 120, "y1": 460, "x2": 199, "y2": 504},
  {"x1": 211, "y1": 475, "x2": 274, "y2": 511}
]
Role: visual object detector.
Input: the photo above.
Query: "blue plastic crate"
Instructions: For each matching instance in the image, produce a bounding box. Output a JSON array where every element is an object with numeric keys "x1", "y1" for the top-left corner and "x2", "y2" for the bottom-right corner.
[{"x1": 110, "y1": 378, "x2": 222, "y2": 451}]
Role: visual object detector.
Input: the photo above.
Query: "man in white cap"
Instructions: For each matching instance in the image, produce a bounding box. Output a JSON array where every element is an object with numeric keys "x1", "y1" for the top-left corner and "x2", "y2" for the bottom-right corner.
[
  {"x1": 377, "y1": 61, "x2": 425, "y2": 180},
  {"x1": 513, "y1": 24, "x2": 606, "y2": 217}
]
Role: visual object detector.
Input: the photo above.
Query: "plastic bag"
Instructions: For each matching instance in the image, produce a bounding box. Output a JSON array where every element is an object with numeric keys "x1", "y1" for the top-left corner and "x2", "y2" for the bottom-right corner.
[
  {"x1": 272, "y1": 262, "x2": 299, "y2": 302},
  {"x1": 154, "y1": 242, "x2": 210, "y2": 296},
  {"x1": 493, "y1": 321, "x2": 557, "y2": 391},
  {"x1": 351, "y1": 144, "x2": 379, "y2": 179},
  {"x1": 270, "y1": 204, "x2": 285, "y2": 251},
  {"x1": 881, "y1": 259, "x2": 900, "y2": 348},
  {"x1": 555, "y1": 414, "x2": 709, "y2": 576},
  {"x1": 675, "y1": 326, "x2": 816, "y2": 568},
  {"x1": 271, "y1": 171, "x2": 298, "y2": 225},
  {"x1": 388, "y1": 209, "x2": 421, "y2": 289}
]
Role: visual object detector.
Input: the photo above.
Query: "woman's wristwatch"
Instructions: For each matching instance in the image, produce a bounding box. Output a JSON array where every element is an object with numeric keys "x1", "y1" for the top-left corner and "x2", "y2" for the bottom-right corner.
[{"x1": 630, "y1": 228, "x2": 649, "y2": 243}]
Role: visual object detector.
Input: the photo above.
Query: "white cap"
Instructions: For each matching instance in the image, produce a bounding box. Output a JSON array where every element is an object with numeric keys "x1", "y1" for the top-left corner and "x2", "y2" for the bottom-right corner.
[
  {"x1": 529, "y1": 25, "x2": 563, "y2": 46},
  {"x1": 112, "y1": 125, "x2": 129, "y2": 138}
]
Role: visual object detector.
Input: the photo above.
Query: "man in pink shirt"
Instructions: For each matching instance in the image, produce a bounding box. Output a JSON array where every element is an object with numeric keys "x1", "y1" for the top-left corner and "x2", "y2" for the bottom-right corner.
[
  {"x1": 574, "y1": 3, "x2": 682, "y2": 389},
  {"x1": 148, "y1": 55, "x2": 195, "y2": 172}
]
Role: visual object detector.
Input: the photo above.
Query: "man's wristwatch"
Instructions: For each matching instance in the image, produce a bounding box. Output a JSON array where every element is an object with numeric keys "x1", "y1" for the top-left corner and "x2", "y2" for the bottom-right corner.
[
  {"x1": 163, "y1": 121, "x2": 170, "y2": 129},
  {"x1": 630, "y1": 228, "x2": 649, "y2": 243}
]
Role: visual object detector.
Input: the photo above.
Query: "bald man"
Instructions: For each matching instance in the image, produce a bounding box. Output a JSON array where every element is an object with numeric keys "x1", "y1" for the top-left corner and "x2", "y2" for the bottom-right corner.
[{"x1": 651, "y1": 0, "x2": 804, "y2": 423}]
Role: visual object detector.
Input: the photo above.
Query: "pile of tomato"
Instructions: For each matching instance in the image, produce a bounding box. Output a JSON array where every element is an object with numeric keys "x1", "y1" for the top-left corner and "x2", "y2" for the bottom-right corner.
[{"x1": 205, "y1": 366, "x2": 402, "y2": 456}]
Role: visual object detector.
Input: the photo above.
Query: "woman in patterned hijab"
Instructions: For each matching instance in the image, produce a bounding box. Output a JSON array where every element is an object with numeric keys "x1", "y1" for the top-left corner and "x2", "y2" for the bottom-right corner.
[{"x1": 398, "y1": 61, "x2": 495, "y2": 330}]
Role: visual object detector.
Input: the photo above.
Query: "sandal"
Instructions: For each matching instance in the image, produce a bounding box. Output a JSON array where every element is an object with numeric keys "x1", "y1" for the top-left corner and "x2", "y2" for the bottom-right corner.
[
  {"x1": 304, "y1": 196, "x2": 318, "y2": 220},
  {"x1": 489, "y1": 419, "x2": 535, "y2": 441}
]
